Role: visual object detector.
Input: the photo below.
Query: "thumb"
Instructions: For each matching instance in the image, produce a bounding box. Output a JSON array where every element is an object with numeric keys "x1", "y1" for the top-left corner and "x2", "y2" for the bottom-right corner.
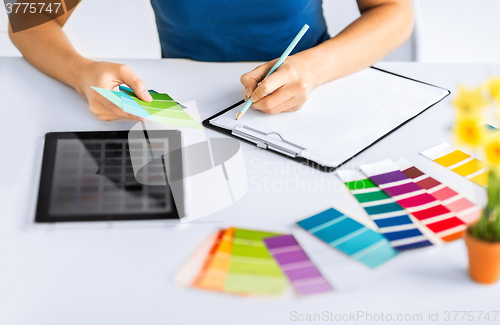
[
  {"x1": 119, "y1": 65, "x2": 152, "y2": 102},
  {"x1": 240, "y1": 60, "x2": 277, "y2": 100}
]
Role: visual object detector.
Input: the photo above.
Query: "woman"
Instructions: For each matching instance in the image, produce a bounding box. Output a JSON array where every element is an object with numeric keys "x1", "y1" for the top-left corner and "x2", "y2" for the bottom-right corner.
[{"x1": 9, "y1": 0, "x2": 414, "y2": 121}]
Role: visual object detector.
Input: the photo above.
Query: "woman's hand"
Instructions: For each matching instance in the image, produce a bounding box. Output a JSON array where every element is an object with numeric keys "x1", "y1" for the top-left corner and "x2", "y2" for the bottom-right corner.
[
  {"x1": 240, "y1": 53, "x2": 317, "y2": 114},
  {"x1": 77, "y1": 61, "x2": 153, "y2": 121}
]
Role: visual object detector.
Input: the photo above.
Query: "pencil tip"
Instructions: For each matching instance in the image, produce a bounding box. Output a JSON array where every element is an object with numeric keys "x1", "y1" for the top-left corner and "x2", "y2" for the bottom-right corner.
[{"x1": 236, "y1": 112, "x2": 243, "y2": 120}]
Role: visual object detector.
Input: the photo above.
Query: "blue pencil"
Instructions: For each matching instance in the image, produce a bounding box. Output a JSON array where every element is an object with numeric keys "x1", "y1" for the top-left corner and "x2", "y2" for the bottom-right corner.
[{"x1": 236, "y1": 24, "x2": 310, "y2": 120}]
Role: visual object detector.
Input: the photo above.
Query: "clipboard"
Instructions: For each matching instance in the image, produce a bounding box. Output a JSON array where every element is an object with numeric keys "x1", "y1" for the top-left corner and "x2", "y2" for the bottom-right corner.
[{"x1": 202, "y1": 67, "x2": 450, "y2": 172}]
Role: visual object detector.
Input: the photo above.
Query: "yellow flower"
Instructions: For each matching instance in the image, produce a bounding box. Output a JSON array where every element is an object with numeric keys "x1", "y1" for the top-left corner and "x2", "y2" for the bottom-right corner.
[
  {"x1": 485, "y1": 133, "x2": 500, "y2": 174},
  {"x1": 486, "y1": 77, "x2": 500, "y2": 101},
  {"x1": 452, "y1": 85, "x2": 488, "y2": 116},
  {"x1": 453, "y1": 116, "x2": 486, "y2": 148}
]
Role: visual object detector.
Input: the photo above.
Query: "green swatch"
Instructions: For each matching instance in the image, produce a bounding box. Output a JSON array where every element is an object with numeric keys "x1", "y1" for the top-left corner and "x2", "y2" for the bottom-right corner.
[
  {"x1": 345, "y1": 178, "x2": 378, "y2": 191},
  {"x1": 354, "y1": 191, "x2": 390, "y2": 203},
  {"x1": 224, "y1": 229, "x2": 287, "y2": 295}
]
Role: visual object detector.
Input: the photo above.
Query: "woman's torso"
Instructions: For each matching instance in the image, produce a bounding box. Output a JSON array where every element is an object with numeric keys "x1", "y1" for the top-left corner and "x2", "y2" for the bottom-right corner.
[{"x1": 150, "y1": 0, "x2": 329, "y2": 61}]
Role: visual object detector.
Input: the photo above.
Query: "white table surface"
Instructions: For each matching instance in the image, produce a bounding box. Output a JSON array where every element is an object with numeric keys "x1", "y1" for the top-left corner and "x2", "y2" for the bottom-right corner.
[{"x1": 1, "y1": 57, "x2": 498, "y2": 325}]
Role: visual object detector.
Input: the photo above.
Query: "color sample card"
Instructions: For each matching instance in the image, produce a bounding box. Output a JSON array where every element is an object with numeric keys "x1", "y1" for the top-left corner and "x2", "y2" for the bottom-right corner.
[
  {"x1": 193, "y1": 228, "x2": 235, "y2": 292},
  {"x1": 118, "y1": 86, "x2": 201, "y2": 129},
  {"x1": 264, "y1": 234, "x2": 333, "y2": 295},
  {"x1": 395, "y1": 159, "x2": 481, "y2": 225},
  {"x1": 360, "y1": 160, "x2": 467, "y2": 242},
  {"x1": 421, "y1": 143, "x2": 488, "y2": 187},
  {"x1": 92, "y1": 87, "x2": 151, "y2": 119},
  {"x1": 120, "y1": 86, "x2": 187, "y2": 110},
  {"x1": 338, "y1": 169, "x2": 434, "y2": 250},
  {"x1": 175, "y1": 232, "x2": 221, "y2": 287},
  {"x1": 225, "y1": 229, "x2": 287, "y2": 295},
  {"x1": 92, "y1": 86, "x2": 202, "y2": 129},
  {"x1": 297, "y1": 208, "x2": 398, "y2": 268}
]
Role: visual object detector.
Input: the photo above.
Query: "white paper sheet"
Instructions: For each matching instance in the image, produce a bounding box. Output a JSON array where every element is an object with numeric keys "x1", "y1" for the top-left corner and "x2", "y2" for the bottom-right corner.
[{"x1": 210, "y1": 68, "x2": 449, "y2": 168}]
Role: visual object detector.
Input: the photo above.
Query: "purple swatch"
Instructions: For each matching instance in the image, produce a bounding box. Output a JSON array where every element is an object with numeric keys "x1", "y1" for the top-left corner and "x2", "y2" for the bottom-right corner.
[
  {"x1": 285, "y1": 265, "x2": 322, "y2": 281},
  {"x1": 264, "y1": 234, "x2": 333, "y2": 296},
  {"x1": 273, "y1": 250, "x2": 309, "y2": 264},
  {"x1": 370, "y1": 170, "x2": 408, "y2": 185},
  {"x1": 383, "y1": 182, "x2": 421, "y2": 196}
]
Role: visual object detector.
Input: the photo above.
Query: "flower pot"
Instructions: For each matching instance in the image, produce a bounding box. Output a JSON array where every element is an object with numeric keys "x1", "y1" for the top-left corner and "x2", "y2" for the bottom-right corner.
[{"x1": 465, "y1": 231, "x2": 500, "y2": 284}]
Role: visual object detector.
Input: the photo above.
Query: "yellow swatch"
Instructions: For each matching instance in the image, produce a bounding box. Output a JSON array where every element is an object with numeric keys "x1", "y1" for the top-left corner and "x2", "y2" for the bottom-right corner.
[
  {"x1": 469, "y1": 171, "x2": 489, "y2": 186},
  {"x1": 452, "y1": 158, "x2": 486, "y2": 176},
  {"x1": 422, "y1": 143, "x2": 489, "y2": 187},
  {"x1": 434, "y1": 150, "x2": 471, "y2": 167}
]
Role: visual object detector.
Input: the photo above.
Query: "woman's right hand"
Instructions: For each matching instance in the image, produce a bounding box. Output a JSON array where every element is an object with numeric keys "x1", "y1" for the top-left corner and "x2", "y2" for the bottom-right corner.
[{"x1": 77, "y1": 61, "x2": 153, "y2": 121}]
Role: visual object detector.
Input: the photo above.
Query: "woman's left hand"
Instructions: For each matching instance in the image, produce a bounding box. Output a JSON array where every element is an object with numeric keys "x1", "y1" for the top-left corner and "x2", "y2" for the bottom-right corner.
[{"x1": 240, "y1": 53, "x2": 317, "y2": 114}]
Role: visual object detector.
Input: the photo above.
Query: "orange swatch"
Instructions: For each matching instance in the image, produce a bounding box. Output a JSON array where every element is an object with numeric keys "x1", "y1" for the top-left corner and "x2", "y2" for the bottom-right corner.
[
  {"x1": 191, "y1": 230, "x2": 224, "y2": 288},
  {"x1": 192, "y1": 228, "x2": 235, "y2": 291}
]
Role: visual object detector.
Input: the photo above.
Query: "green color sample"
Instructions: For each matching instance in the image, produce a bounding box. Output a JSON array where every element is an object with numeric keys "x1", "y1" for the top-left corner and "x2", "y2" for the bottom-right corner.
[
  {"x1": 224, "y1": 274, "x2": 288, "y2": 295},
  {"x1": 229, "y1": 258, "x2": 284, "y2": 276},
  {"x1": 224, "y1": 229, "x2": 286, "y2": 295},
  {"x1": 345, "y1": 179, "x2": 377, "y2": 191},
  {"x1": 354, "y1": 190, "x2": 390, "y2": 203},
  {"x1": 150, "y1": 92, "x2": 174, "y2": 101},
  {"x1": 232, "y1": 243, "x2": 271, "y2": 259},
  {"x1": 131, "y1": 97, "x2": 180, "y2": 109}
]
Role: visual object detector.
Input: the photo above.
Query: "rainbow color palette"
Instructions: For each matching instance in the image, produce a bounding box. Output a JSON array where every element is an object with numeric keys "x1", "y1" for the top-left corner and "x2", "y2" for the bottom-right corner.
[
  {"x1": 264, "y1": 235, "x2": 333, "y2": 295},
  {"x1": 394, "y1": 159, "x2": 481, "y2": 225},
  {"x1": 421, "y1": 143, "x2": 488, "y2": 187},
  {"x1": 338, "y1": 169, "x2": 435, "y2": 250},
  {"x1": 360, "y1": 160, "x2": 467, "y2": 242},
  {"x1": 297, "y1": 208, "x2": 398, "y2": 268}
]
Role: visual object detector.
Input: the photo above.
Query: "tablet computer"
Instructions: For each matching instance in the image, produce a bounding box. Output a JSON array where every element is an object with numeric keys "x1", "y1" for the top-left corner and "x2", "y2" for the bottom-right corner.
[{"x1": 35, "y1": 130, "x2": 181, "y2": 222}]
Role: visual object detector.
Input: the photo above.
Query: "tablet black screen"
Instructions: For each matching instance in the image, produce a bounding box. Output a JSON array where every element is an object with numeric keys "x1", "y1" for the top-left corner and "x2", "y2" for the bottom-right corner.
[{"x1": 35, "y1": 131, "x2": 180, "y2": 222}]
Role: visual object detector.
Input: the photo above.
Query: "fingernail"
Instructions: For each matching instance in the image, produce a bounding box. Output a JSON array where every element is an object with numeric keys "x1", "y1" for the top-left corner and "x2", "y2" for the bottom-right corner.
[
  {"x1": 142, "y1": 91, "x2": 153, "y2": 101},
  {"x1": 251, "y1": 94, "x2": 258, "y2": 102}
]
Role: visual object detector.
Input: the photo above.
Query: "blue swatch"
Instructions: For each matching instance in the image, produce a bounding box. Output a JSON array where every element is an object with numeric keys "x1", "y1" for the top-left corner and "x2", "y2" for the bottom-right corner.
[{"x1": 297, "y1": 208, "x2": 398, "y2": 268}]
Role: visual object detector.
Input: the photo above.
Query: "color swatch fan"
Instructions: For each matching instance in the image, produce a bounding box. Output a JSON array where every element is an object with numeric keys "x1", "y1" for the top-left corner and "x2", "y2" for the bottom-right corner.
[
  {"x1": 175, "y1": 228, "x2": 333, "y2": 297},
  {"x1": 92, "y1": 86, "x2": 202, "y2": 129},
  {"x1": 394, "y1": 159, "x2": 481, "y2": 225},
  {"x1": 360, "y1": 160, "x2": 467, "y2": 242},
  {"x1": 337, "y1": 170, "x2": 435, "y2": 250}
]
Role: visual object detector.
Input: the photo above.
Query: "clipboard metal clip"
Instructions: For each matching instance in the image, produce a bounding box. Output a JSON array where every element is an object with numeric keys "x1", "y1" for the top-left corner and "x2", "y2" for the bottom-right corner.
[{"x1": 232, "y1": 125, "x2": 306, "y2": 158}]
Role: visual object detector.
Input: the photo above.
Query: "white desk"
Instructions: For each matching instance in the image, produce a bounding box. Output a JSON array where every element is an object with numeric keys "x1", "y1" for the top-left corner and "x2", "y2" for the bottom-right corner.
[{"x1": 1, "y1": 58, "x2": 498, "y2": 325}]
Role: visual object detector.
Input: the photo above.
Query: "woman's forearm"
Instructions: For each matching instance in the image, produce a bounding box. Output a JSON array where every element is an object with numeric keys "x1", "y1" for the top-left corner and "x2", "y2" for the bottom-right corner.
[
  {"x1": 8, "y1": 9, "x2": 152, "y2": 121},
  {"x1": 8, "y1": 11, "x2": 91, "y2": 94},
  {"x1": 301, "y1": 0, "x2": 414, "y2": 88}
]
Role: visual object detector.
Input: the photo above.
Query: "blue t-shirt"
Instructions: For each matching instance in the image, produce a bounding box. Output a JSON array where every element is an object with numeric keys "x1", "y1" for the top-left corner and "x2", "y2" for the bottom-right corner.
[{"x1": 150, "y1": 0, "x2": 329, "y2": 62}]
